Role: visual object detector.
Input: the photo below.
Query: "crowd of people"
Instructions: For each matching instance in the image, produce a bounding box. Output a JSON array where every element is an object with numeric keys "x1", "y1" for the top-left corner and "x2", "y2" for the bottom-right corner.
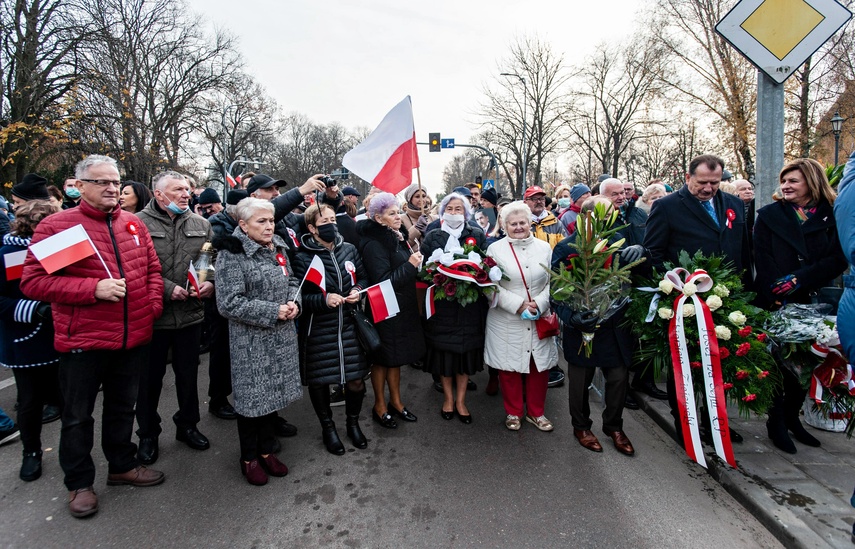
[{"x1": 0, "y1": 150, "x2": 850, "y2": 518}]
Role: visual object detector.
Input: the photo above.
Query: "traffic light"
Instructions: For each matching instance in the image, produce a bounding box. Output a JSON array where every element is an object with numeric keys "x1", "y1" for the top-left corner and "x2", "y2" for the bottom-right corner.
[
  {"x1": 429, "y1": 132, "x2": 441, "y2": 152},
  {"x1": 475, "y1": 176, "x2": 482, "y2": 187}
]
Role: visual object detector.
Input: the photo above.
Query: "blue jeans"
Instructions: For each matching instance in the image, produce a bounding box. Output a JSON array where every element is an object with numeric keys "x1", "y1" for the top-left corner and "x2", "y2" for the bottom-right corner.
[
  {"x1": 59, "y1": 346, "x2": 148, "y2": 490},
  {"x1": 0, "y1": 406, "x2": 14, "y2": 430}
]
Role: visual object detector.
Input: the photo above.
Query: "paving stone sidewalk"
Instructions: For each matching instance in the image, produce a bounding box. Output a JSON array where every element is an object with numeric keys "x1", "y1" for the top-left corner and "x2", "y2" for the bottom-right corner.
[{"x1": 633, "y1": 389, "x2": 855, "y2": 548}]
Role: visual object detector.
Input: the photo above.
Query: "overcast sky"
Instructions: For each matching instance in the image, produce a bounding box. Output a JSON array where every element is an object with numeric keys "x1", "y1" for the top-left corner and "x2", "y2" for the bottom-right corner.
[{"x1": 187, "y1": 0, "x2": 644, "y2": 195}]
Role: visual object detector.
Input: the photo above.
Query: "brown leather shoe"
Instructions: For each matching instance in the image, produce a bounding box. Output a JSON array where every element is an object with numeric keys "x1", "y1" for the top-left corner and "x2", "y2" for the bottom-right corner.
[
  {"x1": 574, "y1": 429, "x2": 603, "y2": 452},
  {"x1": 608, "y1": 430, "x2": 635, "y2": 456},
  {"x1": 68, "y1": 486, "x2": 98, "y2": 518},
  {"x1": 107, "y1": 465, "x2": 165, "y2": 487}
]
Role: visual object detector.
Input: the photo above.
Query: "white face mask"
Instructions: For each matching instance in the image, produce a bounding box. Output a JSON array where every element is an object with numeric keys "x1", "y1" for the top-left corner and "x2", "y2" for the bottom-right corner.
[{"x1": 442, "y1": 213, "x2": 464, "y2": 229}]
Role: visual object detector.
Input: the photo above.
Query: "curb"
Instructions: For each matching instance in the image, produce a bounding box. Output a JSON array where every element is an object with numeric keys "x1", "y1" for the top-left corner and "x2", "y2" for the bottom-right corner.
[{"x1": 632, "y1": 389, "x2": 848, "y2": 549}]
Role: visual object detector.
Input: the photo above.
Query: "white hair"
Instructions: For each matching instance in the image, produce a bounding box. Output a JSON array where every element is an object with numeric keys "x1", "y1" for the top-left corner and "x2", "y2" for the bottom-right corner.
[
  {"x1": 152, "y1": 170, "x2": 187, "y2": 192},
  {"x1": 235, "y1": 197, "x2": 274, "y2": 222},
  {"x1": 75, "y1": 155, "x2": 118, "y2": 179},
  {"x1": 499, "y1": 200, "x2": 532, "y2": 230},
  {"x1": 600, "y1": 178, "x2": 624, "y2": 195}
]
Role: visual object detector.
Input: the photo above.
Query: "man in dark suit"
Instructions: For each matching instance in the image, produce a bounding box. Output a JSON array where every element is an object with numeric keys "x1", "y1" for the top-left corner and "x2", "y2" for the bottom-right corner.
[{"x1": 643, "y1": 154, "x2": 750, "y2": 444}]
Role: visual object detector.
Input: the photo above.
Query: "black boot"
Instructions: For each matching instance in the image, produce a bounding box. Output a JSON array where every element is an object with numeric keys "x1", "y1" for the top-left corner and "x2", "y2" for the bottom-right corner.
[
  {"x1": 309, "y1": 386, "x2": 345, "y2": 456},
  {"x1": 344, "y1": 389, "x2": 368, "y2": 449},
  {"x1": 767, "y1": 402, "x2": 796, "y2": 454},
  {"x1": 784, "y1": 386, "x2": 820, "y2": 448}
]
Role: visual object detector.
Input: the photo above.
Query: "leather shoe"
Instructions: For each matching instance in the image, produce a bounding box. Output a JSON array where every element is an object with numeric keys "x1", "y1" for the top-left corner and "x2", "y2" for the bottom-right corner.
[
  {"x1": 466, "y1": 379, "x2": 477, "y2": 391},
  {"x1": 241, "y1": 459, "x2": 268, "y2": 486},
  {"x1": 137, "y1": 437, "x2": 159, "y2": 465},
  {"x1": 20, "y1": 450, "x2": 42, "y2": 482},
  {"x1": 388, "y1": 403, "x2": 417, "y2": 422},
  {"x1": 68, "y1": 487, "x2": 98, "y2": 518},
  {"x1": 259, "y1": 453, "x2": 289, "y2": 477},
  {"x1": 274, "y1": 416, "x2": 298, "y2": 437},
  {"x1": 624, "y1": 394, "x2": 640, "y2": 410},
  {"x1": 433, "y1": 381, "x2": 444, "y2": 394},
  {"x1": 107, "y1": 465, "x2": 165, "y2": 487},
  {"x1": 574, "y1": 429, "x2": 603, "y2": 452},
  {"x1": 372, "y1": 409, "x2": 397, "y2": 429},
  {"x1": 176, "y1": 427, "x2": 210, "y2": 451},
  {"x1": 440, "y1": 408, "x2": 454, "y2": 420},
  {"x1": 209, "y1": 401, "x2": 237, "y2": 420},
  {"x1": 632, "y1": 380, "x2": 668, "y2": 400},
  {"x1": 607, "y1": 431, "x2": 635, "y2": 456},
  {"x1": 41, "y1": 405, "x2": 61, "y2": 424},
  {"x1": 456, "y1": 408, "x2": 472, "y2": 424}
]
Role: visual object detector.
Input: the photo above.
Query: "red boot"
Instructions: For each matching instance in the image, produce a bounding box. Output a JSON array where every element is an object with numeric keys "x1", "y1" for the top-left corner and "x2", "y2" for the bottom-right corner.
[{"x1": 259, "y1": 454, "x2": 288, "y2": 477}]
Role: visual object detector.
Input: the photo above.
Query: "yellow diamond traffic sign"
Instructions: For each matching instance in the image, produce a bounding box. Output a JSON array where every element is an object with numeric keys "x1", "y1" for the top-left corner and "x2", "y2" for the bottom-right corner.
[{"x1": 717, "y1": 0, "x2": 851, "y2": 83}]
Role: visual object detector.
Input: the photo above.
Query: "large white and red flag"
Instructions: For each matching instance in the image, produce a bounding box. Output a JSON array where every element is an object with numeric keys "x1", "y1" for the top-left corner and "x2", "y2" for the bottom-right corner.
[
  {"x1": 365, "y1": 279, "x2": 400, "y2": 322},
  {"x1": 3, "y1": 250, "x2": 27, "y2": 281},
  {"x1": 342, "y1": 96, "x2": 420, "y2": 195},
  {"x1": 29, "y1": 224, "x2": 98, "y2": 274},
  {"x1": 300, "y1": 255, "x2": 326, "y2": 296}
]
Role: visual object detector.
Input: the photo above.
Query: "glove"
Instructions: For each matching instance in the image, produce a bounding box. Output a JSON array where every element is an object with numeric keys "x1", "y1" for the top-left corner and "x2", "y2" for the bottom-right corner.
[
  {"x1": 569, "y1": 310, "x2": 599, "y2": 333},
  {"x1": 35, "y1": 302, "x2": 51, "y2": 322},
  {"x1": 771, "y1": 274, "x2": 800, "y2": 296},
  {"x1": 620, "y1": 245, "x2": 644, "y2": 264}
]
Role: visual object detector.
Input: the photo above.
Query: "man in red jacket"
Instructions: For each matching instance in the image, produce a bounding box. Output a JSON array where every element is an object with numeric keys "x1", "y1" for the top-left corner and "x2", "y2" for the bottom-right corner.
[{"x1": 21, "y1": 154, "x2": 165, "y2": 519}]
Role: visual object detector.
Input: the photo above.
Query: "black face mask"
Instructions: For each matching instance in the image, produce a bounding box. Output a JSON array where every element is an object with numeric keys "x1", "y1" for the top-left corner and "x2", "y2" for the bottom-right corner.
[{"x1": 316, "y1": 223, "x2": 338, "y2": 242}]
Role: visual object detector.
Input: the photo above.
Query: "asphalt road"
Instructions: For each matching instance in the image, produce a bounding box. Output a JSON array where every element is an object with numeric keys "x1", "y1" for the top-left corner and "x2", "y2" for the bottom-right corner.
[{"x1": 0, "y1": 357, "x2": 782, "y2": 549}]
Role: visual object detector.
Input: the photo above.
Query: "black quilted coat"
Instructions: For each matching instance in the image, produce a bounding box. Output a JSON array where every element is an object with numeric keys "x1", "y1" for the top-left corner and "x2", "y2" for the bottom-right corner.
[
  {"x1": 292, "y1": 233, "x2": 370, "y2": 386},
  {"x1": 420, "y1": 225, "x2": 488, "y2": 353},
  {"x1": 356, "y1": 219, "x2": 426, "y2": 366}
]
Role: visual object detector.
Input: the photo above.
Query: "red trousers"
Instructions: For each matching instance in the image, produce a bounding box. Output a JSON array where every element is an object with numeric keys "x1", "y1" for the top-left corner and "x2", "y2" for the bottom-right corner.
[{"x1": 498, "y1": 359, "x2": 550, "y2": 417}]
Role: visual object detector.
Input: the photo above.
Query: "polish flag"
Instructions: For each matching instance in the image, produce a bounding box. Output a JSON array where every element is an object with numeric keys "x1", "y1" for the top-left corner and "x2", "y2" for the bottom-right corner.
[
  {"x1": 187, "y1": 260, "x2": 201, "y2": 297},
  {"x1": 301, "y1": 255, "x2": 326, "y2": 296},
  {"x1": 226, "y1": 173, "x2": 238, "y2": 189},
  {"x1": 366, "y1": 279, "x2": 400, "y2": 322},
  {"x1": 3, "y1": 250, "x2": 27, "y2": 281},
  {"x1": 29, "y1": 224, "x2": 97, "y2": 274},
  {"x1": 342, "y1": 96, "x2": 420, "y2": 195},
  {"x1": 425, "y1": 284, "x2": 436, "y2": 320}
]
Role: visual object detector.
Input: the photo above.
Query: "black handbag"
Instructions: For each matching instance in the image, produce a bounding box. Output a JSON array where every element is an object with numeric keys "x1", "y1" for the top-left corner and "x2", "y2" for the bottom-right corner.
[{"x1": 350, "y1": 304, "x2": 382, "y2": 354}]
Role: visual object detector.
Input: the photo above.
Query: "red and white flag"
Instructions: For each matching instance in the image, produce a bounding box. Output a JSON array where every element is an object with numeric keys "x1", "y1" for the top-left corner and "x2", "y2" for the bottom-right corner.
[
  {"x1": 226, "y1": 173, "x2": 238, "y2": 189},
  {"x1": 29, "y1": 224, "x2": 97, "y2": 274},
  {"x1": 425, "y1": 284, "x2": 436, "y2": 320},
  {"x1": 365, "y1": 279, "x2": 400, "y2": 322},
  {"x1": 187, "y1": 260, "x2": 201, "y2": 297},
  {"x1": 342, "y1": 96, "x2": 420, "y2": 195},
  {"x1": 3, "y1": 250, "x2": 27, "y2": 281},
  {"x1": 300, "y1": 255, "x2": 326, "y2": 296}
]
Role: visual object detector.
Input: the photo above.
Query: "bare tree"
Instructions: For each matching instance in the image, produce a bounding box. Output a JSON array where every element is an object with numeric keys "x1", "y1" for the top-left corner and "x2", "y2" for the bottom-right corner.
[
  {"x1": 441, "y1": 151, "x2": 490, "y2": 194},
  {"x1": 70, "y1": 0, "x2": 239, "y2": 181},
  {"x1": 0, "y1": 0, "x2": 89, "y2": 186},
  {"x1": 475, "y1": 35, "x2": 571, "y2": 198},
  {"x1": 648, "y1": 0, "x2": 757, "y2": 179},
  {"x1": 565, "y1": 37, "x2": 666, "y2": 178}
]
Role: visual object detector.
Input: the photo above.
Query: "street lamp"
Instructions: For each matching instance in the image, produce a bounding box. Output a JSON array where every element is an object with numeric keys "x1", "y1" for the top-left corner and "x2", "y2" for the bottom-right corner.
[
  {"x1": 500, "y1": 72, "x2": 527, "y2": 188},
  {"x1": 831, "y1": 111, "x2": 844, "y2": 166}
]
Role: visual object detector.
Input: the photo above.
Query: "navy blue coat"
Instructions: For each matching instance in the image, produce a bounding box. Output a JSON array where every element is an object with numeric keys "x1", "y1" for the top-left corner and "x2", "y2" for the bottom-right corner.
[{"x1": 643, "y1": 186, "x2": 750, "y2": 277}]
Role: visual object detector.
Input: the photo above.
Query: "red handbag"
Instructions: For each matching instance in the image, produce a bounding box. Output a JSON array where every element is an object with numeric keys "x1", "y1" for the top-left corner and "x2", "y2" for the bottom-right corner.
[{"x1": 509, "y1": 243, "x2": 559, "y2": 340}]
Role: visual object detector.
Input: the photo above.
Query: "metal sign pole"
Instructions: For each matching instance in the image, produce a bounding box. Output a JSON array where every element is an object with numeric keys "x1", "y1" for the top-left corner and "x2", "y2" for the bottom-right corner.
[{"x1": 755, "y1": 70, "x2": 784, "y2": 209}]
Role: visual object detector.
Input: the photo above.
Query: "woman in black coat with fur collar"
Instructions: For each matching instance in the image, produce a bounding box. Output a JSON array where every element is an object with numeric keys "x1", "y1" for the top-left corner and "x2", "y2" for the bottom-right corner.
[
  {"x1": 293, "y1": 204, "x2": 370, "y2": 454},
  {"x1": 356, "y1": 192, "x2": 426, "y2": 429},
  {"x1": 754, "y1": 158, "x2": 847, "y2": 454}
]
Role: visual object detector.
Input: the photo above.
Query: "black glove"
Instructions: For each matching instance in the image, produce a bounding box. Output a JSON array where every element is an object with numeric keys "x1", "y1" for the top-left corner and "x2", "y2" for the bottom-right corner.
[
  {"x1": 620, "y1": 245, "x2": 644, "y2": 264},
  {"x1": 35, "y1": 302, "x2": 51, "y2": 322},
  {"x1": 569, "y1": 310, "x2": 599, "y2": 333}
]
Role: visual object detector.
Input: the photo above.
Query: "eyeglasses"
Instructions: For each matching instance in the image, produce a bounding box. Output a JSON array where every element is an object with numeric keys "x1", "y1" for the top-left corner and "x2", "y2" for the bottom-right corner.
[
  {"x1": 80, "y1": 179, "x2": 121, "y2": 188},
  {"x1": 525, "y1": 196, "x2": 546, "y2": 203}
]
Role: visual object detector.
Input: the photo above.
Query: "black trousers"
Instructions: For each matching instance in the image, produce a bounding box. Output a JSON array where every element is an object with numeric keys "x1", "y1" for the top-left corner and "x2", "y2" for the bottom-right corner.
[
  {"x1": 59, "y1": 347, "x2": 147, "y2": 490},
  {"x1": 567, "y1": 364, "x2": 629, "y2": 433},
  {"x1": 236, "y1": 413, "x2": 277, "y2": 461},
  {"x1": 136, "y1": 325, "x2": 202, "y2": 438},
  {"x1": 206, "y1": 302, "x2": 232, "y2": 404},
  {"x1": 13, "y1": 363, "x2": 61, "y2": 453}
]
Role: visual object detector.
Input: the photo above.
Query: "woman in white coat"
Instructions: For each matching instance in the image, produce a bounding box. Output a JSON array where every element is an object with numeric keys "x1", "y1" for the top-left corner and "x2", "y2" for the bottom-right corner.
[{"x1": 484, "y1": 201, "x2": 558, "y2": 432}]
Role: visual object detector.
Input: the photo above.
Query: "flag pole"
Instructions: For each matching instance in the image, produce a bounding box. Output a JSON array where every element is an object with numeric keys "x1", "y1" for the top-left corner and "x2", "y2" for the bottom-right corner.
[{"x1": 86, "y1": 235, "x2": 113, "y2": 279}]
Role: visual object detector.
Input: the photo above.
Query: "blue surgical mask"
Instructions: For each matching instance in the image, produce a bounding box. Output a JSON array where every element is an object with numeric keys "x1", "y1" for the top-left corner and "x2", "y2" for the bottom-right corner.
[
  {"x1": 557, "y1": 198, "x2": 571, "y2": 209},
  {"x1": 166, "y1": 201, "x2": 190, "y2": 215},
  {"x1": 521, "y1": 309, "x2": 541, "y2": 321},
  {"x1": 65, "y1": 187, "x2": 81, "y2": 199}
]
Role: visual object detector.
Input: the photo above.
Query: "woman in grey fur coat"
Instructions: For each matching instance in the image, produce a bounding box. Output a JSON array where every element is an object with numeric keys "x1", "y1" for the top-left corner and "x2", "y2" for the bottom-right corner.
[{"x1": 215, "y1": 198, "x2": 302, "y2": 486}]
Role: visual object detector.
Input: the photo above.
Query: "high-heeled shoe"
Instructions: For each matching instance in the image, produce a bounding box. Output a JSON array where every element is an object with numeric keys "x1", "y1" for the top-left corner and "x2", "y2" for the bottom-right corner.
[
  {"x1": 388, "y1": 403, "x2": 417, "y2": 422},
  {"x1": 440, "y1": 408, "x2": 454, "y2": 421},
  {"x1": 455, "y1": 407, "x2": 472, "y2": 424},
  {"x1": 372, "y1": 409, "x2": 398, "y2": 429}
]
